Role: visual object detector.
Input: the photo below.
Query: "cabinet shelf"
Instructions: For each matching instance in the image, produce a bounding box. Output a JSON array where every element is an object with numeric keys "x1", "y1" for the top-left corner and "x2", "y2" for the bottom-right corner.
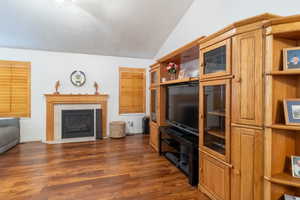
[
  {"x1": 161, "y1": 138, "x2": 180, "y2": 153},
  {"x1": 267, "y1": 124, "x2": 300, "y2": 131},
  {"x1": 206, "y1": 129, "x2": 225, "y2": 139},
  {"x1": 160, "y1": 77, "x2": 199, "y2": 85},
  {"x1": 269, "y1": 173, "x2": 300, "y2": 188},
  {"x1": 207, "y1": 111, "x2": 225, "y2": 117},
  {"x1": 267, "y1": 70, "x2": 300, "y2": 76}
]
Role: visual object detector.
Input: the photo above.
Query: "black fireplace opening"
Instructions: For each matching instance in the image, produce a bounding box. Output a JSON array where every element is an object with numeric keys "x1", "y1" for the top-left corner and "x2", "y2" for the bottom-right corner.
[{"x1": 62, "y1": 109, "x2": 95, "y2": 139}]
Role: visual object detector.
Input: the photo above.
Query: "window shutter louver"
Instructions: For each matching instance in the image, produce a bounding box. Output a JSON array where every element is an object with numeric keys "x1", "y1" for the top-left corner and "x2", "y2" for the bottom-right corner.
[
  {"x1": 11, "y1": 65, "x2": 30, "y2": 116},
  {"x1": 0, "y1": 64, "x2": 12, "y2": 113},
  {"x1": 119, "y1": 67, "x2": 146, "y2": 114},
  {"x1": 0, "y1": 61, "x2": 31, "y2": 117}
]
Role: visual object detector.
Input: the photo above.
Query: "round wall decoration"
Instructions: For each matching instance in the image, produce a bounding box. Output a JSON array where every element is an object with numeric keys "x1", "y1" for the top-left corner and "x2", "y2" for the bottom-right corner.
[{"x1": 70, "y1": 70, "x2": 86, "y2": 87}]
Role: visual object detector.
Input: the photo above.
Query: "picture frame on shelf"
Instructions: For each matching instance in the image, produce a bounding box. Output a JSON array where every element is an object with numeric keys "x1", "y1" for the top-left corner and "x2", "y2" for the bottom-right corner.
[
  {"x1": 283, "y1": 99, "x2": 300, "y2": 125},
  {"x1": 283, "y1": 47, "x2": 300, "y2": 71},
  {"x1": 292, "y1": 156, "x2": 300, "y2": 178},
  {"x1": 189, "y1": 69, "x2": 199, "y2": 78},
  {"x1": 282, "y1": 194, "x2": 300, "y2": 200},
  {"x1": 178, "y1": 69, "x2": 186, "y2": 79}
]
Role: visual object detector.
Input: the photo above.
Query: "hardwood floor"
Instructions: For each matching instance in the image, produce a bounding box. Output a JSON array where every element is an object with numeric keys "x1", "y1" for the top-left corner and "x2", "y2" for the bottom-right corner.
[{"x1": 0, "y1": 135, "x2": 209, "y2": 200}]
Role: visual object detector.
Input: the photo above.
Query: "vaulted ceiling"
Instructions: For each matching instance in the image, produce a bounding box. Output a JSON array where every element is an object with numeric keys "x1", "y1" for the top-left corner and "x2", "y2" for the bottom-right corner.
[{"x1": 0, "y1": 0, "x2": 194, "y2": 58}]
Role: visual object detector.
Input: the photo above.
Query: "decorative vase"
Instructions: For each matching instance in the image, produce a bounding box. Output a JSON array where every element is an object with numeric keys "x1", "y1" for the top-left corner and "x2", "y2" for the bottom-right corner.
[{"x1": 170, "y1": 73, "x2": 176, "y2": 80}]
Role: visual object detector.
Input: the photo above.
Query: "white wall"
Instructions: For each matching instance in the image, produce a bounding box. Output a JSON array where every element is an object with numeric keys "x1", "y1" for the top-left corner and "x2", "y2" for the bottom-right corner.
[
  {"x1": 0, "y1": 47, "x2": 153, "y2": 142},
  {"x1": 156, "y1": 0, "x2": 300, "y2": 59}
]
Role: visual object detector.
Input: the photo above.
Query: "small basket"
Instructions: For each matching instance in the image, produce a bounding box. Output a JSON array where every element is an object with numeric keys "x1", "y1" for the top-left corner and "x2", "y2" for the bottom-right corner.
[{"x1": 109, "y1": 121, "x2": 126, "y2": 138}]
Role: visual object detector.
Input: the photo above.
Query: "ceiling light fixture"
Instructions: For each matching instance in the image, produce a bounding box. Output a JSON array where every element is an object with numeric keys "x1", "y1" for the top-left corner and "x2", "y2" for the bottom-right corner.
[{"x1": 56, "y1": 0, "x2": 75, "y2": 3}]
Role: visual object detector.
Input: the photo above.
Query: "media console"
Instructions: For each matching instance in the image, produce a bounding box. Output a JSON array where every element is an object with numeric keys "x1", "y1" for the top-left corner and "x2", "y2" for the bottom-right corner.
[{"x1": 159, "y1": 126, "x2": 199, "y2": 186}]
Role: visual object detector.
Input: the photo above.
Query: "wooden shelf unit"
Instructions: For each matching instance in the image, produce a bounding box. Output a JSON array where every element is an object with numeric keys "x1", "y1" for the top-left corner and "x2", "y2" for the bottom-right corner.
[
  {"x1": 148, "y1": 13, "x2": 300, "y2": 200},
  {"x1": 148, "y1": 38, "x2": 204, "y2": 152},
  {"x1": 264, "y1": 15, "x2": 300, "y2": 200},
  {"x1": 267, "y1": 124, "x2": 300, "y2": 131},
  {"x1": 267, "y1": 70, "x2": 300, "y2": 75},
  {"x1": 269, "y1": 172, "x2": 300, "y2": 188},
  {"x1": 158, "y1": 37, "x2": 204, "y2": 83}
]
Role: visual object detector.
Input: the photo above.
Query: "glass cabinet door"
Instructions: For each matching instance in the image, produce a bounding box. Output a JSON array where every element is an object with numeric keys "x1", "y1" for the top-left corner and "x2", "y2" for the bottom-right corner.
[
  {"x1": 200, "y1": 80, "x2": 230, "y2": 161},
  {"x1": 200, "y1": 39, "x2": 231, "y2": 79},
  {"x1": 150, "y1": 89, "x2": 158, "y2": 122},
  {"x1": 204, "y1": 46, "x2": 226, "y2": 74},
  {"x1": 151, "y1": 69, "x2": 159, "y2": 86}
]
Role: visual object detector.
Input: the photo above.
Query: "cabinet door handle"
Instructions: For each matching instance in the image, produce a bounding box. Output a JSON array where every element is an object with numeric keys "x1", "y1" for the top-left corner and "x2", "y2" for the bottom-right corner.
[
  {"x1": 233, "y1": 169, "x2": 241, "y2": 176},
  {"x1": 234, "y1": 75, "x2": 241, "y2": 83}
]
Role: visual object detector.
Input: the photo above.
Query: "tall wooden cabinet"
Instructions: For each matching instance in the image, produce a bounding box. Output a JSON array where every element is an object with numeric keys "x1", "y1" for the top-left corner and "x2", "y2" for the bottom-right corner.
[
  {"x1": 149, "y1": 64, "x2": 160, "y2": 151},
  {"x1": 199, "y1": 78, "x2": 231, "y2": 200},
  {"x1": 230, "y1": 29, "x2": 265, "y2": 200},
  {"x1": 199, "y1": 30, "x2": 233, "y2": 200},
  {"x1": 198, "y1": 13, "x2": 279, "y2": 200}
]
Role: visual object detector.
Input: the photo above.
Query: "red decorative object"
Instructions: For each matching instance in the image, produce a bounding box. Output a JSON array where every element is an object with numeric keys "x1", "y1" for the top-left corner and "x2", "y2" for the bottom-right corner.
[
  {"x1": 166, "y1": 62, "x2": 178, "y2": 80},
  {"x1": 166, "y1": 62, "x2": 178, "y2": 74}
]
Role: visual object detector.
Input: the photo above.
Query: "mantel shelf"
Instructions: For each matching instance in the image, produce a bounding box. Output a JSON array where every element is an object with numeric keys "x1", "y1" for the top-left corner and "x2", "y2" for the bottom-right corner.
[
  {"x1": 268, "y1": 173, "x2": 300, "y2": 188},
  {"x1": 44, "y1": 94, "x2": 109, "y2": 97},
  {"x1": 160, "y1": 77, "x2": 199, "y2": 85},
  {"x1": 267, "y1": 124, "x2": 300, "y2": 131},
  {"x1": 266, "y1": 70, "x2": 300, "y2": 75}
]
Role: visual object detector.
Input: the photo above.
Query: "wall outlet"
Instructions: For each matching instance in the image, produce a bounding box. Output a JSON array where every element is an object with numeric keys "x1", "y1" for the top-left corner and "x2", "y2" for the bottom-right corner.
[
  {"x1": 126, "y1": 121, "x2": 134, "y2": 127},
  {"x1": 127, "y1": 121, "x2": 133, "y2": 127}
]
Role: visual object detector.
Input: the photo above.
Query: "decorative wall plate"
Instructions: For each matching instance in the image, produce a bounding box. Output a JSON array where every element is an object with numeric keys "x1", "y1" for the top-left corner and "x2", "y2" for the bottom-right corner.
[{"x1": 70, "y1": 70, "x2": 86, "y2": 87}]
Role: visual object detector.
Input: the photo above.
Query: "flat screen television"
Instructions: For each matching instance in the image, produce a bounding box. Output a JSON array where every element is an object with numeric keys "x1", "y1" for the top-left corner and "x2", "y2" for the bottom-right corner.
[{"x1": 166, "y1": 82, "x2": 199, "y2": 135}]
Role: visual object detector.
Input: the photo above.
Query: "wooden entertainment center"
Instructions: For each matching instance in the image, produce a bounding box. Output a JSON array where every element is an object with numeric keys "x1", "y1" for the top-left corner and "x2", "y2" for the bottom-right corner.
[{"x1": 149, "y1": 13, "x2": 300, "y2": 200}]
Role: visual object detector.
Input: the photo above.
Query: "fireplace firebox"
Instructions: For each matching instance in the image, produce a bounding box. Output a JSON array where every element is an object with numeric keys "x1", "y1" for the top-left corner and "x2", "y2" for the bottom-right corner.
[{"x1": 62, "y1": 109, "x2": 95, "y2": 139}]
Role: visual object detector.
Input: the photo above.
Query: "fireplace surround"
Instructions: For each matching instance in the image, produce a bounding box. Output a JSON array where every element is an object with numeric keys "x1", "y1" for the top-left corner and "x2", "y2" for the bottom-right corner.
[{"x1": 44, "y1": 94, "x2": 108, "y2": 143}]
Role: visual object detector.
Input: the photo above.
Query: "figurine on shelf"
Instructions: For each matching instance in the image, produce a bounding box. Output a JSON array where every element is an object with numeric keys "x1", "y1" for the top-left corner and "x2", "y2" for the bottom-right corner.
[
  {"x1": 166, "y1": 62, "x2": 178, "y2": 80},
  {"x1": 54, "y1": 80, "x2": 60, "y2": 94},
  {"x1": 94, "y1": 81, "x2": 100, "y2": 95}
]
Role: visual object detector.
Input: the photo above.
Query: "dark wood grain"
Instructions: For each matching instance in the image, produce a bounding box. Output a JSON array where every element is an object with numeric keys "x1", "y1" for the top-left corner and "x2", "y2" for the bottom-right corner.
[{"x1": 0, "y1": 135, "x2": 209, "y2": 200}]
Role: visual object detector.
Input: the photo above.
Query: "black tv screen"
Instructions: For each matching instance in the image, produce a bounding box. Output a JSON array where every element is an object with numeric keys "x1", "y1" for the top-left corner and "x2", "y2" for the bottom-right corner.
[{"x1": 166, "y1": 82, "x2": 199, "y2": 134}]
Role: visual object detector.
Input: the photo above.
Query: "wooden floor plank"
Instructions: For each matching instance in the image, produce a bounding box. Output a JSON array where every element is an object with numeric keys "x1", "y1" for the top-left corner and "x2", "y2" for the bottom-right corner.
[{"x1": 0, "y1": 135, "x2": 209, "y2": 200}]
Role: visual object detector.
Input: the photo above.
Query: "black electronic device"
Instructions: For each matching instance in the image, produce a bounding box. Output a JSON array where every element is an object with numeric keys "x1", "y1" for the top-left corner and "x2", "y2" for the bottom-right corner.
[
  {"x1": 159, "y1": 126, "x2": 199, "y2": 186},
  {"x1": 166, "y1": 82, "x2": 199, "y2": 135}
]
